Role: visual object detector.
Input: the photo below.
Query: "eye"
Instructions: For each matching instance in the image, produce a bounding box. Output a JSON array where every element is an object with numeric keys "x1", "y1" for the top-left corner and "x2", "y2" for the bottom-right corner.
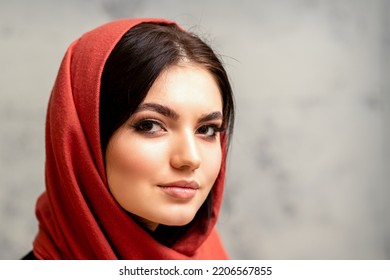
[
  {"x1": 197, "y1": 124, "x2": 223, "y2": 138},
  {"x1": 132, "y1": 120, "x2": 165, "y2": 135}
]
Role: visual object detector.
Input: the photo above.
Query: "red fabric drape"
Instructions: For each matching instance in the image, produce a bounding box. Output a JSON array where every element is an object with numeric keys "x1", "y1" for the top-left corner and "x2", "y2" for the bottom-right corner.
[{"x1": 32, "y1": 18, "x2": 228, "y2": 259}]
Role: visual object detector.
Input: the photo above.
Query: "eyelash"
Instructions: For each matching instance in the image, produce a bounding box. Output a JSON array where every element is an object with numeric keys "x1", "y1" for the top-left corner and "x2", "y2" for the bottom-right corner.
[
  {"x1": 197, "y1": 124, "x2": 225, "y2": 138},
  {"x1": 131, "y1": 119, "x2": 166, "y2": 135},
  {"x1": 130, "y1": 119, "x2": 225, "y2": 138}
]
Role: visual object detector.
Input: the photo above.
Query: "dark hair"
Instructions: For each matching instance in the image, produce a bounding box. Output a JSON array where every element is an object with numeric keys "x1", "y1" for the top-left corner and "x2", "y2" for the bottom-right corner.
[{"x1": 100, "y1": 22, "x2": 234, "y2": 246}]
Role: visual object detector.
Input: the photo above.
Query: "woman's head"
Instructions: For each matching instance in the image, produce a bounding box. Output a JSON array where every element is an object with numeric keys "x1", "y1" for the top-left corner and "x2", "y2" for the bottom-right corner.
[
  {"x1": 100, "y1": 22, "x2": 234, "y2": 242},
  {"x1": 34, "y1": 19, "x2": 231, "y2": 259}
]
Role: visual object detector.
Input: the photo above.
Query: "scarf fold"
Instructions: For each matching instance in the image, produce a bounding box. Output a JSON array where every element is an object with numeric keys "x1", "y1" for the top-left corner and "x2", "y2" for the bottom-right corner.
[{"x1": 32, "y1": 18, "x2": 228, "y2": 260}]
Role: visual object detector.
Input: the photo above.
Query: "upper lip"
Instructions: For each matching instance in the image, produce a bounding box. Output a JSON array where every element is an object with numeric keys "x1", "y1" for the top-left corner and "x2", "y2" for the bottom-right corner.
[{"x1": 159, "y1": 180, "x2": 200, "y2": 189}]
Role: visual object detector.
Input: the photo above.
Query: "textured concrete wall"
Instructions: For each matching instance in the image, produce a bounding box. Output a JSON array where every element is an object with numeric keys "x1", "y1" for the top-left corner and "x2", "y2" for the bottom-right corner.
[{"x1": 1, "y1": 0, "x2": 389, "y2": 259}]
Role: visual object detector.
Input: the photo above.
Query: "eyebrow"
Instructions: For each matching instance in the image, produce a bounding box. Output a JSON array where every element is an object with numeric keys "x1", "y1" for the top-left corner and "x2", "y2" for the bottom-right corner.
[
  {"x1": 135, "y1": 102, "x2": 222, "y2": 122},
  {"x1": 198, "y1": 111, "x2": 223, "y2": 123},
  {"x1": 135, "y1": 103, "x2": 179, "y2": 120}
]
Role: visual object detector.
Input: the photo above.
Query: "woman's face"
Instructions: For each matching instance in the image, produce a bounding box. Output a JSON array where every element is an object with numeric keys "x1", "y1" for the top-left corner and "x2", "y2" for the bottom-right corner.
[{"x1": 105, "y1": 63, "x2": 223, "y2": 231}]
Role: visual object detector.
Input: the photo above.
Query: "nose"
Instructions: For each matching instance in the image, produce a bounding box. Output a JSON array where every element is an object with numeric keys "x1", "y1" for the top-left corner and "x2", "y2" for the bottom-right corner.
[{"x1": 170, "y1": 131, "x2": 201, "y2": 171}]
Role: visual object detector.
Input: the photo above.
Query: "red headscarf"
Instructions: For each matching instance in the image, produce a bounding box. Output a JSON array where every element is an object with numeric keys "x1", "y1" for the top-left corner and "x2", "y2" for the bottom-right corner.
[{"x1": 32, "y1": 18, "x2": 229, "y2": 259}]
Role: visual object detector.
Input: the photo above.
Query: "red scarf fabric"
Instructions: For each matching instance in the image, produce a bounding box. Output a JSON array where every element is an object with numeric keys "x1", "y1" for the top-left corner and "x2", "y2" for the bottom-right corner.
[{"x1": 32, "y1": 18, "x2": 229, "y2": 259}]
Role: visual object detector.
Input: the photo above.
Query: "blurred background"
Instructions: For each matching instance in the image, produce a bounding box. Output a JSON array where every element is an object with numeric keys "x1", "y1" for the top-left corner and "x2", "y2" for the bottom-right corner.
[{"x1": 1, "y1": 0, "x2": 389, "y2": 259}]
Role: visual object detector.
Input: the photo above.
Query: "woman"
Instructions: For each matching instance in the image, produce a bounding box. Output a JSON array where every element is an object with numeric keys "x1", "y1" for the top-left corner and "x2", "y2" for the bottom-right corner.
[{"x1": 23, "y1": 18, "x2": 234, "y2": 259}]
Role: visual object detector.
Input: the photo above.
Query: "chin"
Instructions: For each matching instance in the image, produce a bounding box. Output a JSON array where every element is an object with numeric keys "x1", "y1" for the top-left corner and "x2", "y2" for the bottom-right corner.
[{"x1": 157, "y1": 210, "x2": 197, "y2": 227}]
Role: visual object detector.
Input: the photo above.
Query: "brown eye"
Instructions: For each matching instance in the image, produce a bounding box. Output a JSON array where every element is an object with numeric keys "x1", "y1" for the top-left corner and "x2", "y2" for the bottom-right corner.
[
  {"x1": 197, "y1": 125, "x2": 221, "y2": 137},
  {"x1": 132, "y1": 120, "x2": 165, "y2": 135}
]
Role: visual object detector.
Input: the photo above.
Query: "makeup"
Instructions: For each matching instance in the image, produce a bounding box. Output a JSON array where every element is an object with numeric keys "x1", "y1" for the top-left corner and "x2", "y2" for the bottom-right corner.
[{"x1": 158, "y1": 180, "x2": 200, "y2": 200}]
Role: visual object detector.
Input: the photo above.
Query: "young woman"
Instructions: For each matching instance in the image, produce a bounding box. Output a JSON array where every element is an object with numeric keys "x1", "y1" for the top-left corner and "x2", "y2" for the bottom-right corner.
[{"x1": 23, "y1": 18, "x2": 234, "y2": 259}]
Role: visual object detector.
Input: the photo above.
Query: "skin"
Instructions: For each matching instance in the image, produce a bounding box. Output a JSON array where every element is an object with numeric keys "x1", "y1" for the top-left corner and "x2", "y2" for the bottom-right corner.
[{"x1": 105, "y1": 63, "x2": 223, "y2": 231}]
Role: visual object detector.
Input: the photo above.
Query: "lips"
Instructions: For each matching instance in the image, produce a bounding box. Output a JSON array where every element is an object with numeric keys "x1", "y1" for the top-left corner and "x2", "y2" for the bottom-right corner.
[{"x1": 158, "y1": 180, "x2": 199, "y2": 200}]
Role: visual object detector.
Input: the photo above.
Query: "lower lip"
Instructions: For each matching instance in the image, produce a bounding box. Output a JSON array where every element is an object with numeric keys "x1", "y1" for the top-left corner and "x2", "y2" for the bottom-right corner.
[{"x1": 158, "y1": 186, "x2": 197, "y2": 200}]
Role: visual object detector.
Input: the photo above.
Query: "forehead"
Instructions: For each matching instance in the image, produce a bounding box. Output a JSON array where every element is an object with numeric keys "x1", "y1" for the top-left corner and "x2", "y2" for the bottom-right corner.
[{"x1": 143, "y1": 64, "x2": 223, "y2": 111}]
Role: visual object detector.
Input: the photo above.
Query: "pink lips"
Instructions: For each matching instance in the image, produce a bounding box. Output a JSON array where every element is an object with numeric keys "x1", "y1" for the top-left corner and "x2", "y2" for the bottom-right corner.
[{"x1": 158, "y1": 180, "x2": 199, "y2": 200}]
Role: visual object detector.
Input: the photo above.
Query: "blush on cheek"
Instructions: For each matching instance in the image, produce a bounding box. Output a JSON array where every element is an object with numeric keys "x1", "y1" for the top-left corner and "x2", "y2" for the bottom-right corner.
[
  {"x1": 204, "y1": 148, "x2": 222, "y2": 188},
  {"x1": 110, "y1": 135, "x2": 165, "y2": 171}
]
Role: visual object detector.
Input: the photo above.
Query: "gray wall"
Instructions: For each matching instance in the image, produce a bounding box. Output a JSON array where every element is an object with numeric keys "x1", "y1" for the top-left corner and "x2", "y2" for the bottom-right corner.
[{"x1": 1, "y1": 0, "x2": 389, "y2": 259}]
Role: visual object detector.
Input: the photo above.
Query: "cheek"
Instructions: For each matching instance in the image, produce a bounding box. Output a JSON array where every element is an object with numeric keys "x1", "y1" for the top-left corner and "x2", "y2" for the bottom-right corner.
[
  {"x1": 202, "y1": 144, "x2": 223, "y2": 186},
  {"x1": 105, "y1": 136, "x2": 165, "y2": 188}
]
